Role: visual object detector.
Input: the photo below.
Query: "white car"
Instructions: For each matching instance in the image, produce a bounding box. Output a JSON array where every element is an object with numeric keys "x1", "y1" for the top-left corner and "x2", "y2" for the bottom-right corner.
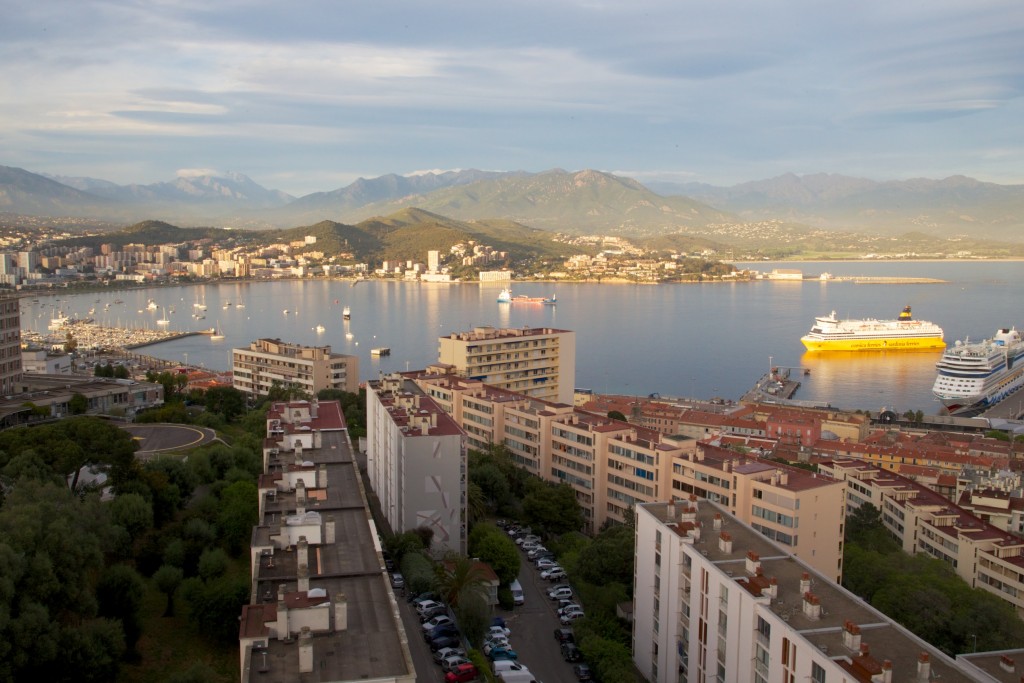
[
  {"x1": 432, "y1": 646, "x2": 466, "y2": 664},
  {"x1": 487, "y1": 625, "x2": 512, "y2": 639},
  {"x1": 516, "y1": 534, "x2": 541, "y2": 547},
  {"x1": 541, "y1": 567, "x2": 566, "y2": 580},
  {"x1": 560, "y1": 610, "x2": 585, "y2": 624},
  {"x1": 558, "y1": 603, "x2": 583, "y2": 617},
  {"x1": 535, "y1": 558, "x2": 558, "y2": 570},
  {"x1": 548, "y1": 586, "x2": 573, "y2": 601},
  {"x1": 415, "y1": 599, "x2": 445, "y2": 616},
  {"x1": 526, "y1": 546, "x2": 548, "y2": 559},
  {"x1": 483, "y1": 637, "x2": 511, "y2": 655},
  {"x1": 441, "y1": 655, "x2": 471, "y2": 673}
]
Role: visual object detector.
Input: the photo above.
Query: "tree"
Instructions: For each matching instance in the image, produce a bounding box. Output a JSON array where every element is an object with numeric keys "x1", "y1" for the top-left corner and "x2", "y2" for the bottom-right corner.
[
  {"x1": 153, "y1": 564, "x2": 184, "y2": 617},
  {"x1": 575, "y1": 524, "x2": 635, "y2": 590},
  {"x1": 110, "y1": 492, "x2": 154, "y2": 542},
  {"x1": 607, "y1": 410, "x2": 627, "y2": 422},
  {"x1": 468, "y1": 523, "x2": 520, "y2": 585},
  {"x1": 69, "y1": 392, "x2": 89, "y2": 415},
  {"x1": 217, "y1": 480, "x2": 258, "y2": 555},
  {"x1": 197, "y1": 548, "x2": 229, "y2": 581},
  {"x1": 522, "y1": 480, "x2": 584, "y2": 535},
  {"x1": 434, "y1": 554, "x2": 490, "y2": 609},
  {"x1": 96, "y1": 564, "x2": 145, "y2": 652},
  {"x1": 202, "y1": 386, "x2": 247, "y2": 422},
  {"x1": 64, "y1": 331, "x2": 78, "y2": 353}
]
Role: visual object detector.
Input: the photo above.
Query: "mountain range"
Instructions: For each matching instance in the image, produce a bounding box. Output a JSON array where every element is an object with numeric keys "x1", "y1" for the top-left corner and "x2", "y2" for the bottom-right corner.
[{"x1": 3, "y1": 164, "x2": 1024, "y2": 243}]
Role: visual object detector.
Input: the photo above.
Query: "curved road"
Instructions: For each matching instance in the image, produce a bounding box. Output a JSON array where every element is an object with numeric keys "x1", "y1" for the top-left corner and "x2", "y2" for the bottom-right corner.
[{"x1": 121, "y1": 423, "x2": 219, "y2": 459}]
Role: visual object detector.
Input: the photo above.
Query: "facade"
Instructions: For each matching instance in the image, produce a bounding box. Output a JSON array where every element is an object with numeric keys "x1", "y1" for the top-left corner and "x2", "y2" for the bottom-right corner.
[
  {"x1": 0, "y1": 294, "x2": 22, "y2": 395},
  {"x1": 239, "y1": 399, "x2": 415, "y2": 683},
  {"x1": 232, "y1": 338, "x2": 359, "y2": 397},
  {"x1": 633, "y1": 500, "x2": 982, "y2": 683},
  {"x1": 821, "y1": 458, "x2": 1024, "y2": 616},
  {"x1": 22, "y1": 347, "x2": 72, "y2": 374},
  {"x1": 366, "y1": 374, "x2": 467, "y2": 555},
  {"x1": 437, "y1": 325, "x2": 575, "y2": 404}
]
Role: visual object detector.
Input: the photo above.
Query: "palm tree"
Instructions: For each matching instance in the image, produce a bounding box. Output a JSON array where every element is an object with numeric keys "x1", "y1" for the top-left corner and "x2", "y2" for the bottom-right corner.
[
  {"x1": 434, "y1": 554, "x2": 489, "y2": 608},
  {"x1": 467, "y1": 481, "x2": 487, "y2": 524}
]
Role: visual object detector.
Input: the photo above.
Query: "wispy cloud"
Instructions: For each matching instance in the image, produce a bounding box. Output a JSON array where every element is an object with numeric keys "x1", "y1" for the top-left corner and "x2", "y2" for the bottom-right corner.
[{"x1": 1, "y1": 0, "x2": 1021, "y2": 192}]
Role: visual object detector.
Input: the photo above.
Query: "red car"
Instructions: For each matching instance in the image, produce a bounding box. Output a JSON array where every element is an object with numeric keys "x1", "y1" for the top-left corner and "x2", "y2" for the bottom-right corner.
[{"x1": 444, "y1": 662, "x2": 478, "y2": 683}]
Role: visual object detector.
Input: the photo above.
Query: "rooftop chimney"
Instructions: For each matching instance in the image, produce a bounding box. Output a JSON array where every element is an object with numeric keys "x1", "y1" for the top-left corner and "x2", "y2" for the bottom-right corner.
[
  {"x1": 874, "y1": 660, "x2": 892, "y2": 683},
  {"x1": 325, "y1": 516, "x2": 336, "y2": 544},
  {"x1": 802, "y1": 592, "x2": 821, "y2": 620},
  {"x1": 297, "y1": 537, "x2": 309, "y2": 569},
  {"x1": 916, "y1": 653, "x2": 930, "y2": 682},
  {"x1": 298, "y1": 626, "x2": 314, "y2": 673},
  {"x1": 718, "y1": 532, "x2": 732, "y2": 554},
  {"x1": 745, "y1": 551, "x2": 761, "y2": 575},
  {"x1": 800, "y1": 572, "x2": 811, "y2": 595},
  {"x1": 1001, "y1": 655, "x2": 1016, "y2": 673},
  {"x1": 842, "y1": 621, "x2": 862, "y2": 651},
  {"x1": 333, "y1": 591, "x2": 348, "y2": 631},
  {"x1": 713, "y1": 513, "x2": 722, "y2": 530},
  {"x1": 297, "y1": 562, "x2": 309, "y2": 592}
]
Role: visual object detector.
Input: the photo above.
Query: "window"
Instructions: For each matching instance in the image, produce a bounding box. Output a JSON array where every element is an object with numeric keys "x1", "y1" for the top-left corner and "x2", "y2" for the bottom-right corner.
[{"x1": 811, "y1": 661, "x2": 826, "y2": 683}]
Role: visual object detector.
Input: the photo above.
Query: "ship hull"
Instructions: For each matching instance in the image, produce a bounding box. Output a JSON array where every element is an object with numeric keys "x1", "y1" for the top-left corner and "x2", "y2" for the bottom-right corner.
[{"x1": 801, "y1": 335, "x2": 945, "y2": 352}]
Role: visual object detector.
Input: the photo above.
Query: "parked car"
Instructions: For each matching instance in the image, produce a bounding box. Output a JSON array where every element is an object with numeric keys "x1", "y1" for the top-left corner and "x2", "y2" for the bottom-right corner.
[
  {"x1": 390, "y1": 572, "x2": 405, "y2": 589},
  {"x1": 541, "y1": 567, "x2": 566, "y2": 580},
  {"x1": 534, "y1": 558, "x2": 558, "y2": 570},
  {"x1": 415, "y1": 599, "x2": 444, "y2": 616},
  {"x1": 425, "y1": 624, "x2": 459, "y2": 642},
  {"x1": 422, "y1": 615, "x2": 455, "y2": 632},
  {"x1": 487, "y1": 646, "x2": 519, "y2": 661},
  {"x1": 441, "y1": 655, "x2": 471, "y2": 673},
  {"x1": 429, "y1": 634, "x2": 462, "y2": 652},
  {"x1": 554, "y1": 627, "x2": 575, "y2": 644},
  {"x1": 409, "y1": 590, "x2": 439, "y2": 604},
  {"x1": 483, "y1": 637, "x2": 511, "y2": 655},
  {"x1": 561, "y1": 642, "x2": 583, "y2": 662},
  {"x1": 517, "y1": 534, "x2": 541, "y2": 546},
  {"x1": 444, "y1": 663, "x2": 479, "y2": 683},
  {"x1": 573, "y1": 663, "x2": 593, "y2": 681},
  {"x1": 531, "y1": 551, "x2": 556, "y2": 564},
  {"x1": 526, "y1": 546, "x2": 549, "y2": 559},
  {"x1": 548, "y1": 586, "x2": 573, "y2": 601},
  {"x1": 560, "y1": 610, "x2": 585, "y2": 625},
  {"x1": 432, "y1": 646, "x2": 466, "y2": 664},
  {"x1": 558, "y1": 603, "x2": 583, "y2": 617},
  {"x1": 520, "y1": 541, "x2": 541, "y2": 553},
  {"x1": 487, "y1": 624, "x2": 511, "y2": 639},
  {"x1": 493, "y1": 660, "x2": 529, "y2": 674}
]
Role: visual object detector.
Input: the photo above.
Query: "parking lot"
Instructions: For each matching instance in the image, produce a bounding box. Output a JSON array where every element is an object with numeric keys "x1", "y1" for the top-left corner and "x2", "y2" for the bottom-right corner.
[{"x1": 393, "y1": 542, "x2": 590, "y2": 682}]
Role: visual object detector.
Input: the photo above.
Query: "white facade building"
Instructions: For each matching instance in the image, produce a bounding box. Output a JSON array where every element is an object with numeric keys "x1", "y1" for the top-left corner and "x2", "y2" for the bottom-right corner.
[
  {"x1": 366, "y1": 374, "x2": 467, "y2": 555},
  {"x1": 634, "y1": 500, "x2": 982, "y2": 683}
]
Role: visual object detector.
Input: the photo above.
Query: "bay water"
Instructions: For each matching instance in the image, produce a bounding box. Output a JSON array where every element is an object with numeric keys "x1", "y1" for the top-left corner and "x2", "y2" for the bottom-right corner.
[{"x1": 24, "y1": 261, "x2": 1024, "y2": 415}]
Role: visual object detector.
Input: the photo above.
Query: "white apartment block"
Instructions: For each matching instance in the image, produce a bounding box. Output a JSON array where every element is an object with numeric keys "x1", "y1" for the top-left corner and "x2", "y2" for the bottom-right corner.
[
  {"x1": 366, "y1": 374, "x2": 467, "y2": 555},
  {"x1": 634, "y1": 500, "x2": 985, "y2": 683},
  {"x1": 232, "y1": 338, "x2": 359, "y2": 397},
  {"x1": 821, "y1": 458, "x2": 1024, "y2": 617},
  {"x1": 437, "y1": 325, "x2": 575, "y2": 404}
]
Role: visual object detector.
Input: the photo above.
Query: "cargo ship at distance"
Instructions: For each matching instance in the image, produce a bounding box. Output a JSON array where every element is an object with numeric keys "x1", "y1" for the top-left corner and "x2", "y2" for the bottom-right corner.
[
  {"x1": 800, "y1": 305, "x2": 945, "y2": 352},
  {"x1": 932, "y1": 326, "x2": 1024, "y2": 415}
]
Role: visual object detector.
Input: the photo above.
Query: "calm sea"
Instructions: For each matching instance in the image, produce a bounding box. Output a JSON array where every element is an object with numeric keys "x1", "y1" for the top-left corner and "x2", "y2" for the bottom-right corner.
[{"x1": 23, "y1": 261, "x2": 1024, "y2": 415}]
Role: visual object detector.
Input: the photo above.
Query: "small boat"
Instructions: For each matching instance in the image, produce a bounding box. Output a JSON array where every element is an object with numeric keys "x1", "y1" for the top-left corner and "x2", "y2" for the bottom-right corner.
[
  {"x1": 147, "y1": 300, "x2": 158, "y2": 311},
  {"x1": 371, "y1": 347, "x2": 391, "y2": 356},
  {"x1": 210, "y1": 321, "x2": 225, "y2": 341},
  {"x1": 343, "y1": 306, "x2": 351, "y2": 320},
  {"x1": 156, "y1": 307, "x2": 170, "y2": 325},
  {"x1": 236, "y1": 302, "x2": 245, "y2": 309},
  {"x1": 315, "y1": 324, "x2": 326, "y2": 333},
  {"x1": 283, "y1": 309, "x2": 289, "y2": 315},
  {"x1": 193, "y1": 302, "x2": 207, "y2": 310}
]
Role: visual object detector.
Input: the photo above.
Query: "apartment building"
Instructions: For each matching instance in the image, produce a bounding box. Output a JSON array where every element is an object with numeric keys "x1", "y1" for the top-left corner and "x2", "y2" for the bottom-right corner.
[
  {"x1": 670, "y1": 443, "x2": 846, "y2": 581},
  {"x1": 0, "y1": 294, "x2": 22, "y2": 395},
  {"x1": 366, "y1": 374, "x2": 467, "y2": 555},
  {"x1": 232, "y1": 338, "x2": 359, "y2": 397},
  {"x1": 633, "y1": 500, "x2": 984, "y2": 683},
  {"x1": 437, "y1": 325, "x2": 575, "y2": 404},
  {"x1": 238, "y1": 399, "x2": 415, "y2": 683},
  {"x1": 821, "y1": 458, "x2": 1024, "y2": 616}
]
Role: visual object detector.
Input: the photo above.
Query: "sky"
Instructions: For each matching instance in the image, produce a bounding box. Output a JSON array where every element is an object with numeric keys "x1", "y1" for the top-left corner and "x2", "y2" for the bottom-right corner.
[{"x1": 2, "y1": 0, "x2": 1022, "y2": 196}]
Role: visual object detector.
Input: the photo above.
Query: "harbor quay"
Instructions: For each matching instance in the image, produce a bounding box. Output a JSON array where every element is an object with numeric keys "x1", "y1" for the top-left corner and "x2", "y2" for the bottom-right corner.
[{"x1": 22, "y1": 320, "x2": 213, "y2": 353}]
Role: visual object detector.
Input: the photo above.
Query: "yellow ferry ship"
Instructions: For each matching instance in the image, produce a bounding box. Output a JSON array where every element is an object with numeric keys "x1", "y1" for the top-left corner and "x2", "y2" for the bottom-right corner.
[{"x1": 800, "y1": 305, "x2": 945, "y2": 352}]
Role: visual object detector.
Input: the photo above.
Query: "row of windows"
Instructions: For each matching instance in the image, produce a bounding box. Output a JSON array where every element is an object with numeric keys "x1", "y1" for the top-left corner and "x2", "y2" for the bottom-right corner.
[
  {"x1": 610, "y1": 443, "x2": 655, "y2": 466},
  {"x1": 751, "y1": 522, "x2": 795, "y2": 546},
  {"x1": 553, "y1": 427, "x2": 593, "y2": 446},
  {"x1": 751, "y1": 505, "x2": 796, "y2": 528},
  {"x1": 607, "y1": 474, "x2": 654, "y2": 497}
]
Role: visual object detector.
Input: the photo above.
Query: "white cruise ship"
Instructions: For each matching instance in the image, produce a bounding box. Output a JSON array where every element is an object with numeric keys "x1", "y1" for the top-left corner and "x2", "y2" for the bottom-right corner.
[{"x1": 932, "y1": 327, "x2": 1024, "y2": 415}]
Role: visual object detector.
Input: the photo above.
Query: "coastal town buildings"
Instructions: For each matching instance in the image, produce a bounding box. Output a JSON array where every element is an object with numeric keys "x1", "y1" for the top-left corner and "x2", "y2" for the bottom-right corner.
[
  {"x1": 437, "y1": 325, "x2": 576, "y2": 404},
  {"x1": 239, "y1": 398, "x2": 415, "y2": 683},
  {"x1": 820, "y1": 458, "x2": 1024, "y2": 616},
  {"x1": 409, "y1": 368, "x2": 846, "y2": 577},
  {"x1": 366, "y1": 373, "x2": 468, "y2": 555},
  {"x1": 231, "y1": 338, "x2": 359, "y2": 397},
  {"x1": 633, "y1": 499, "x2": 991, "y2": 683}
]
